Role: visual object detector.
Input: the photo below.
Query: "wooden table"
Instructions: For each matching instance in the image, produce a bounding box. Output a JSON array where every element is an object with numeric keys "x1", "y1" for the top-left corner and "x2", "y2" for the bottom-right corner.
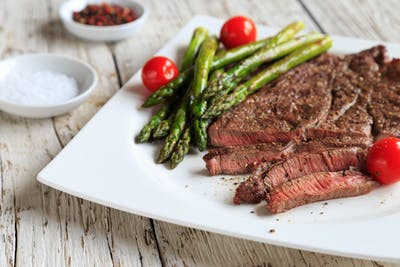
[{"x1": 0, "y1": 0, "x2": 398, "y2": 266}]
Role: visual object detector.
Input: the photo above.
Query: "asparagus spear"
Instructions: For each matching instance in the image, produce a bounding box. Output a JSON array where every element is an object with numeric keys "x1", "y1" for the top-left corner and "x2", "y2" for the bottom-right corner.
[
  {"x1": 142, "y1": 21, "x2": 305, "y2": 108},
  {"x1": 192, "y1": 36, "x2": 219, "y2": 99},
  {"x1": 193, "y1": 119, "x2": 208, "y2": 151},
  {"x1": 192, "y1": 58, "x2": 225, "y2": 117},
  {"x1": 152, "y1": 114, "x2": 173, "y2": 139},
  {"x1": 202, "y1": 36, "x2": 333, "y2": 119},
  {"x1": 157, "y1": 89, "x2": 191, "y2": 163},
  {"x1": 210, "y1": 21, "x2": 304, "y2": 70},
  {"x1": 170, "y1": 127, "x2": 191, "y2": 169},
  {"x1": 191, "y1": 67, "x2": 225, "y2": 151},
  {"x1": 191, "y1": 37, "x2": 219, "y2": 105},
  {"x1": 135, "y1": 104, "x2": 171, "y2": 143},
  {"x1": 209, "y1": 68, "x2": 224, "y2": 82},
  {"x1": 180, "y1": 27, "x2": 209, "y2": 71},
  {"x1": 203, "y1": 32, "x2": 324, "y2": 100},
  {"x1": 190, "y1": 36, "x2": 218, "y2": 150}
]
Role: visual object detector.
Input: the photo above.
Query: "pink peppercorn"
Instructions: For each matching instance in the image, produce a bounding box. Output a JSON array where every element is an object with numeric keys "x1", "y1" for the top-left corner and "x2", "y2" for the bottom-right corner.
[{"x1": 72, "y1": 3, "x2": 136, "y2": 26}]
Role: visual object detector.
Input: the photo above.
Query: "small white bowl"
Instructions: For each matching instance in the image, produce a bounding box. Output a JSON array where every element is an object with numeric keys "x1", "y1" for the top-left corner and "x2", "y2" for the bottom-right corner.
[
  {"x1": 60, "y1": 0, "x2": 148, "y2": 42},
  {"x1": 0, "y1": 54, "x2": 98, "y2": 119}
]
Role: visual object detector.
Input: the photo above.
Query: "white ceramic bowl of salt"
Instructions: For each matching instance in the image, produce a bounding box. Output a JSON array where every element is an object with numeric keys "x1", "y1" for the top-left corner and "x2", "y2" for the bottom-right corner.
[{"x1": 0, "y1": 54, "x2": 98, "y2": 118}]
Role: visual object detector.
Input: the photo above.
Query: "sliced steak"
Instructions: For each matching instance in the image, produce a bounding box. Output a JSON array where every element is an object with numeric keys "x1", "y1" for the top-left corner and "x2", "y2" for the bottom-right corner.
[
  {"x1": 233, "y1": 146, "x2": 365, "y2": 204},
  {"x1": 266, "y1": 171, "x2": 379, "y2": 214},
  {"x1": 203, "y1": 142, "x2": 294, "y2": 175},
  {"x1": 208, "y1": 58, "x2": 335, "y2": 147}
]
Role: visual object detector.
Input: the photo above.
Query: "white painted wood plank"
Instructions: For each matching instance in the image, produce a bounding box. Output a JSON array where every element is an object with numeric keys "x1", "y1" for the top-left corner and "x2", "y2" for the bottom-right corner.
[
  {"x1": 0, "y1": 0, "x2": 161, "y2": 266},
  {"x1": 302, "y1": 0, "x2": 400, "y2": 42}
]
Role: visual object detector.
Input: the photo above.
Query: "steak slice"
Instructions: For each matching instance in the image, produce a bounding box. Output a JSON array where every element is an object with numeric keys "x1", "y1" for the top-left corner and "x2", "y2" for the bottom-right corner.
[
  {"x1": 203, "y1": 136, "x2": 370, "y2": 176},
  {"x1": 208, "y1": 57, "x2": 335, "y2": 147},
  {"x1": 266, "y1": 171, "x2": 379, "y2": 214},
  {"x1": 233, "y1": 146, "x2": 365, "y2": 204},
  {"x1": 203, "y1": 142, "x2": 294, "y2": 175}
]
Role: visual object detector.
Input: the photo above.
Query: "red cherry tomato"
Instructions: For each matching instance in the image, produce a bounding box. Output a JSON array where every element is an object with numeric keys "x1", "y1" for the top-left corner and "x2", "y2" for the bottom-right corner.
[
  {"x1": 220, "y1": 16, "x2": 257, "y2": 49},
  {"x1": 366, "y1": 137, "x2": 400, "y2": 185},
  {"x1": 141, "y1": 56, "x2": 179, "y2": 92}
]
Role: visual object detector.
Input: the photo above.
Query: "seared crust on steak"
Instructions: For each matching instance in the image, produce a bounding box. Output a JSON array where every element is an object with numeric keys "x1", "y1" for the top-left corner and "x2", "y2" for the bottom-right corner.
[{"x1": 207, "y1": 57, "x2": 336, "y2": 147}]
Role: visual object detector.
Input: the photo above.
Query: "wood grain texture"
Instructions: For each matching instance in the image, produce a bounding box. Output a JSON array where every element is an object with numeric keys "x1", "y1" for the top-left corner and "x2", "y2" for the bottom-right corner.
[
  {"x1": 302, "y1": 0, "x2": 400, "y2": 42},
  {"x1": 0, "y1": 0, "x2": 399, "y2": 266},
  {"x1": 0, "y1": 0, "x2": 160, "y2": 266}
]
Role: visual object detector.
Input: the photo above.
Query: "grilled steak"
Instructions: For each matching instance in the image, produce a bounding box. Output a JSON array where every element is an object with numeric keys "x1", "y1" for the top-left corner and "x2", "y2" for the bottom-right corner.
[
  {"x1": 233, "y1": 146, "x2": 365, "y2": 204},
  {"x1": 208, "y1": 46, "x2": 391, "y2": 148},
  {"x1": 205, "y1": 47, "x2": 393, "y2": 176},
  {"x1": 207, "y1": 57, "x2": 335, "y2": 147},
  {"x1": 266, "y1": 171, "x2": 379, "y2": 214}
]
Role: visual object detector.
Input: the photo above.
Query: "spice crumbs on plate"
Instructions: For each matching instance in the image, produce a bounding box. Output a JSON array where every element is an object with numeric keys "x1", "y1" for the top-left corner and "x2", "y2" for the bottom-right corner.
[{"x1": 268, "y1": 229, "x2": 276, "y2": 234}]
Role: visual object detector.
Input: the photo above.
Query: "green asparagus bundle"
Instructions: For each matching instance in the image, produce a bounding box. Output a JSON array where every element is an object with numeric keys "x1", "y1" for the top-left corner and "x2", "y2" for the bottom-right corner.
[
  {"x1": 142, "y1": 21, "x2": 305, "y2": 108},
  {"x1": 202, "y1": 36, "x2": 333, "y2": 119}
]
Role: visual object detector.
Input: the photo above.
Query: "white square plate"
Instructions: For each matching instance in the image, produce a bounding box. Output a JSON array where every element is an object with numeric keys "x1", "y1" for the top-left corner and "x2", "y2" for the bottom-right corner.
[{"x1": 38, "y1": 16, "x2": 400, "y2": 262}]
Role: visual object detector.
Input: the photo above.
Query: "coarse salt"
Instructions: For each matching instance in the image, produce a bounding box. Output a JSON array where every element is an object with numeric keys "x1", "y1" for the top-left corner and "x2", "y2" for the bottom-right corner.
[{"x1": 0, "y1": 70, "x2": 79, "y2": 105}]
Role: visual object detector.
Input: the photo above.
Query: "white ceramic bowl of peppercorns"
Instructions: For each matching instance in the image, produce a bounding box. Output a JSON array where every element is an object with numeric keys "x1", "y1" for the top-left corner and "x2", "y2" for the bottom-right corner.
[{"x1": 60, "y1": 0, "x2": 148, "y2": 42}]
